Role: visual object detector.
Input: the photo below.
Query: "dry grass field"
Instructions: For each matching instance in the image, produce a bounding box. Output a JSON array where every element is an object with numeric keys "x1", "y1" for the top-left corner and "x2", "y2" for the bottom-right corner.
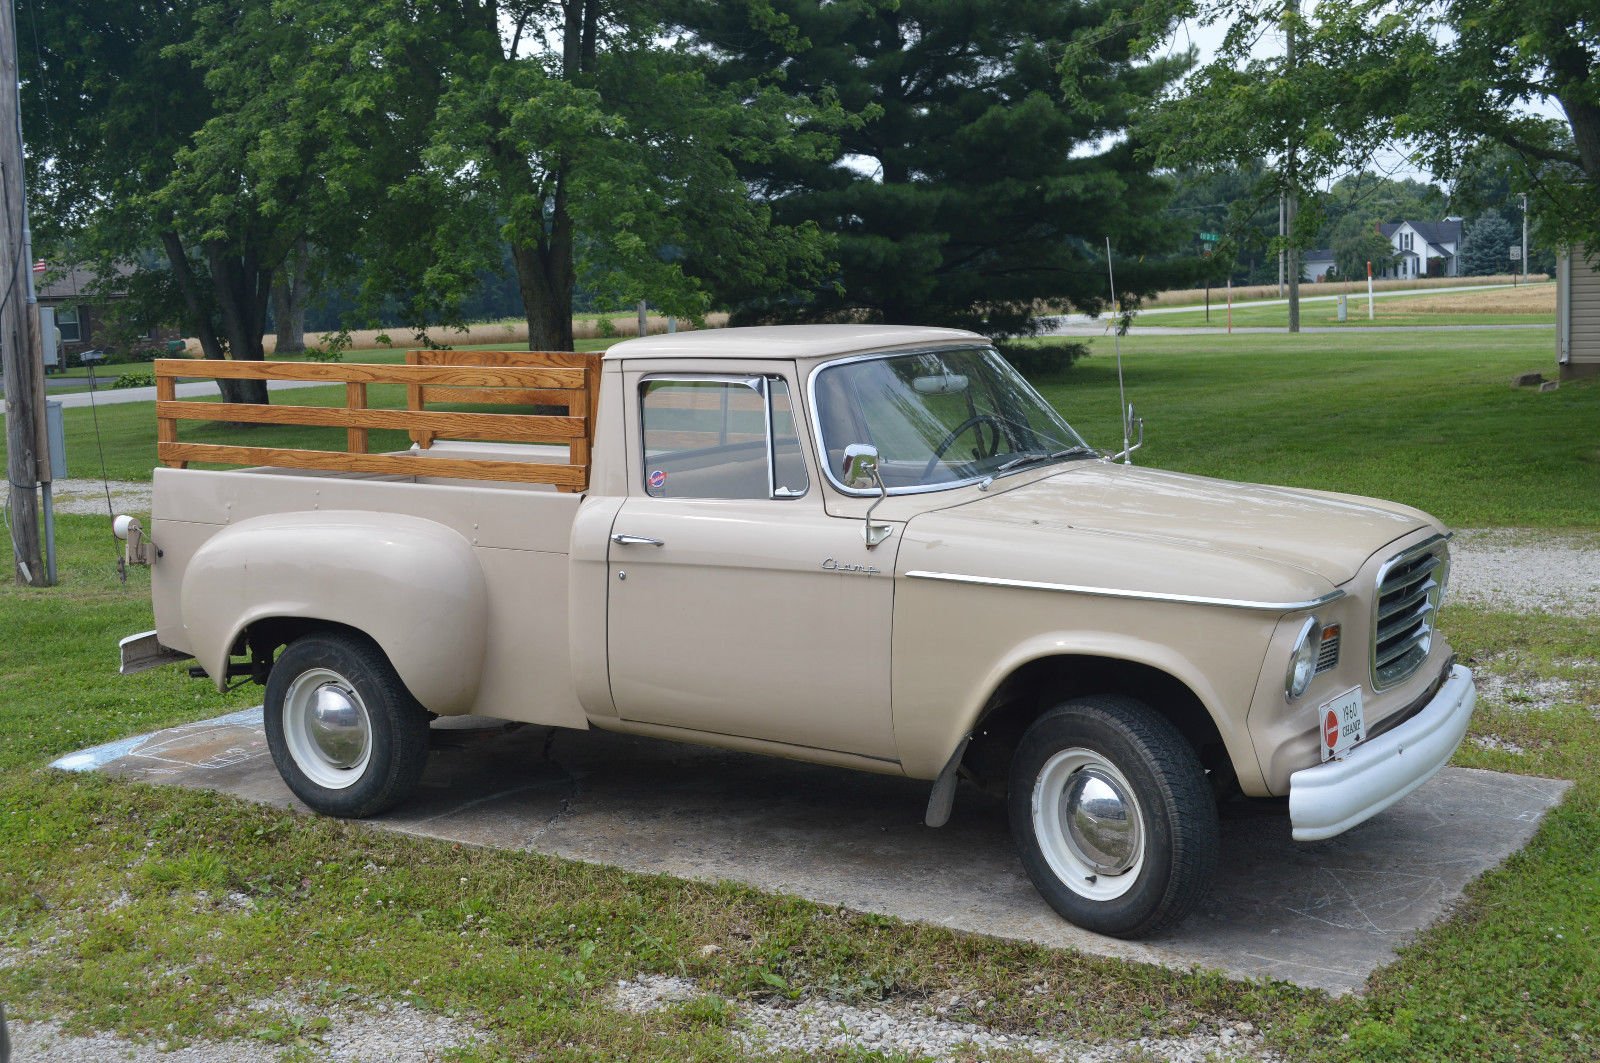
[
  {"x1": 1375, "y1": 282, "x2": 1555, "y2": 315},
  {"x1": 189, "y1": 312, "x2": 732, "y2": 357},
  {"x1": 1142, "y1": 273, "x2": 1546, "y2": 309}
]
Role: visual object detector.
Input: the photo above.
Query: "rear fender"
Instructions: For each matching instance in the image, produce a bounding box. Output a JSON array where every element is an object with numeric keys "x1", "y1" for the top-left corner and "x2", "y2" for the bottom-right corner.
[{"x1": 179, "y1": 511, "x2": 488, "y2": 713}]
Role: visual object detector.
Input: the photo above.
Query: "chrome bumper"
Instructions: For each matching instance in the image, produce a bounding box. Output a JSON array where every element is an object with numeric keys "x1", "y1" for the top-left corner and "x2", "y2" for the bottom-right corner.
[
  {"x1": 1288, "y1": 664, "x2": 1476, "y2": 842},
  {"x1": 119, "y1": 630, "x2": 193, "y2": 676}
]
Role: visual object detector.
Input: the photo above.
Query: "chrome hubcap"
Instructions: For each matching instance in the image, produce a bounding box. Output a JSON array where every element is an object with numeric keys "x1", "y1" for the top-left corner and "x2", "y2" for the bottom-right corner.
[
  {"x1": 1059, "y1": 768, "x2": 1141, "y2": 875},
  {"x1": 307, "y1": 683, "x2": 367, "y2": 768},
  {"x1": 1031, "y1": 748, "x2": 1147, "y2": 902},
  {"x1": 281, "y1": 668, "x2": 372, "y2": 790}
]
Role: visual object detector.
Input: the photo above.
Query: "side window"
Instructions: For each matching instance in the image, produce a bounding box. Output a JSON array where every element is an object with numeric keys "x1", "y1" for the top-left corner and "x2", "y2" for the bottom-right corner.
[{"x1": 640, "y1": 377, "x2": 810, "y2": 500}]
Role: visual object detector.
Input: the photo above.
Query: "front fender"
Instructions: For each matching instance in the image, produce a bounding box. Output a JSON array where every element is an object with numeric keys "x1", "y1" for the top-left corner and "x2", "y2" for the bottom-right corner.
[
  {"x1": 179, "y1": 511, "x2": 489, "y2": 713},
  {"x1": 897, "y1": 627, "x2": 1270, "y2": 796}
]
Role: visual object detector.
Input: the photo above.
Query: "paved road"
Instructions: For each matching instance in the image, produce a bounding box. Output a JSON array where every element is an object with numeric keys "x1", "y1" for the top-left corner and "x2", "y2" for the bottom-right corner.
[{"x1": 43, "y1": 378, "x2": 327, "y2": 409}]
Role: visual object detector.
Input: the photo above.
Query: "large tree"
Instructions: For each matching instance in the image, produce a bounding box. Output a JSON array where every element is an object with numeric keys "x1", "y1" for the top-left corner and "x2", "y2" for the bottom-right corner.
[
  {"x1": 675, "y1": 0, "x2": 1195, "y2": 336},
  {"x1": 1132, "y1": 0, "x2": 1598, "y2": 274},
  {"x1": 23, "y1": 0, "x2": 383, "y2": 403},
  {"x1": 340, "y1": 0, "x2": 838, "y2": 351}
]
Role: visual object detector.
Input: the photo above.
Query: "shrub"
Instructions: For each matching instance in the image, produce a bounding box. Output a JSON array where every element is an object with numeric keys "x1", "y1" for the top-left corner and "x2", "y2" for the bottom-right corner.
[{"x1": 112, "y1": 370, "x2": 155, "y2": 389}]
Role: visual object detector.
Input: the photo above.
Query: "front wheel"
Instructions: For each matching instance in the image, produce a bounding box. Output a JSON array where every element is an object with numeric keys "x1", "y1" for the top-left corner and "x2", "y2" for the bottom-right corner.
[
  {"x1": 264, "y1": 632, "x2": 430, "y2": 818},
  {"x1": 1009, "y1": 695, "x2": 1218, "y2": 938}
]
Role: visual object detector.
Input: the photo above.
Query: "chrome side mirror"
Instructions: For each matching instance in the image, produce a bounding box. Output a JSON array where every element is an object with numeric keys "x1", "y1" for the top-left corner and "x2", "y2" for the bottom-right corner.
[
  {"x1": 840, "y1": 443, "x2": 881, "y2": 490},
  {"x1": 840, "y1": 443, "x2": 892, "y2": 548}
]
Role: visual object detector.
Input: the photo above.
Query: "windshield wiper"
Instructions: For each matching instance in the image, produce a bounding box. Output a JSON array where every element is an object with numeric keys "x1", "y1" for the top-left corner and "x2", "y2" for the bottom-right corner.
[{"x1": 992, "y1": 446, "x2": 1097, "y2": 475}]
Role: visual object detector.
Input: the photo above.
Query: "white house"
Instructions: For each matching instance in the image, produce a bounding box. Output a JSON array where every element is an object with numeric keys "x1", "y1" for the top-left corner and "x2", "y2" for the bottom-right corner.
[
  {"x1": 1302, "y1": 248, "x2": 1336, "y2": 282},
  {"x1": 1376, "y1": 219, "x2": 1464, "y2": 280}
]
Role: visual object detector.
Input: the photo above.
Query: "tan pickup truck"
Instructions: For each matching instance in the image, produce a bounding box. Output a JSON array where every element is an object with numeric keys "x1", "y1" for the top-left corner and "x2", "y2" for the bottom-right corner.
[{"x1": 117, "y1": 324, "x2": 1475, "y2": 938}]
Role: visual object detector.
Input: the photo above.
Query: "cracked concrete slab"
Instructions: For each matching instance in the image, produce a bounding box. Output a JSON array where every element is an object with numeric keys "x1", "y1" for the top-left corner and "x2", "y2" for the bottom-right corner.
[{"x1": 55, "y1": 711, "x2": 1569, "y2": 995}]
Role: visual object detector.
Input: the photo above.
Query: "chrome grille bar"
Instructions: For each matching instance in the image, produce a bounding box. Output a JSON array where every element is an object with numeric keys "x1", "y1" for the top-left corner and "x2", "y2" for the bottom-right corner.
[{"x1": 1370, "y1": 538, "x2": 1447, "y2": 691}]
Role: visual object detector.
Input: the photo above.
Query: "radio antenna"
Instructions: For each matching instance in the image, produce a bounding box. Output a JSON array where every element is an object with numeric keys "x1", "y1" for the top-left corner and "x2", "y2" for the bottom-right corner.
[{"x1": 1106, "y1": 237, "x2": 1131, "y2": 463}]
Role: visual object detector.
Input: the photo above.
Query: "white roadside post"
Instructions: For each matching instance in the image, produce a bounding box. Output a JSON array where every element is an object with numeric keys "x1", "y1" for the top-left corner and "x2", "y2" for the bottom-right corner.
[{"x1": 1366, "y1": 260, "x2": 1374, "y2": 320}]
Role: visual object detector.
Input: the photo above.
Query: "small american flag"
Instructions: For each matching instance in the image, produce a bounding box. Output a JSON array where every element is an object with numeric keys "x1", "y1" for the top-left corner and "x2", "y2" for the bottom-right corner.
[{"x1": 32, "y1": 259, "x2": 45, "y2": 274}]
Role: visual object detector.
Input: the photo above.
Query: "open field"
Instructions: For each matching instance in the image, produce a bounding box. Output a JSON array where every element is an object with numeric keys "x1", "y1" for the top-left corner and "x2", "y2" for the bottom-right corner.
[
  {"x1": 247, "y1": 312, "x2": 730, "y2": 356},
  {"x1": 1140, "y1": 272, "x2": 1548, "y2": 309},
  {"x1": 13, "y1": 328, "x2": 1587, "y2": 528},
  {"x1": 1136, "y1": 280, "x2": 1557, "y2": 329},
  {"x1": 1034, "y1": 329, "x2": 1591, "y2": 527},
  {"x1": 3, "y1": 327, "x2": 1598, "y2": 1058}
]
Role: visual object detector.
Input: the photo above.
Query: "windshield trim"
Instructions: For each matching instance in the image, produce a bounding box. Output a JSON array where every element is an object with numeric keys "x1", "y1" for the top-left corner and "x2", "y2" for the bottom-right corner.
[{"x1": 806, "y1": 345, "x2": 1092, "y2": 498}]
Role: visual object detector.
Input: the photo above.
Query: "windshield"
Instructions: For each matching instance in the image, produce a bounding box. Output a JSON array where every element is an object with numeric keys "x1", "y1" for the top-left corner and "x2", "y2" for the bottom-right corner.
[{"x1": 813, "y1": 346, "x2": 1092, "y2": 492}]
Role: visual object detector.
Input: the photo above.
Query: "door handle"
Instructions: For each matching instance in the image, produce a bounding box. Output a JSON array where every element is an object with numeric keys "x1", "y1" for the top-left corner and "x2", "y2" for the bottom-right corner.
[{"x1": 611, "y1": 533, "x2": 665, "y2": 547}]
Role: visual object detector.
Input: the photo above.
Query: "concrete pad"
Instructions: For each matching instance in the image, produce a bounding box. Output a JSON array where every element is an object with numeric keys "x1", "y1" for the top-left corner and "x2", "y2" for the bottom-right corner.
[{"x1": 55, "y1": 711, "x2": 1569, "y2": 994}]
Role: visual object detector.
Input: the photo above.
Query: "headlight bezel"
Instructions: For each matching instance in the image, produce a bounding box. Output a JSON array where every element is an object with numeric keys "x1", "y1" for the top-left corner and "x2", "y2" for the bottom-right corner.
[{"x1": 1284, "y1": 614, "x2": 1322, "y2": 701}]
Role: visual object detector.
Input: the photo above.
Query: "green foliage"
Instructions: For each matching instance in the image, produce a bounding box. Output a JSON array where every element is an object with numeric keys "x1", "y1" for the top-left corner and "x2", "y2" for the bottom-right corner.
[
  {"x1": 1329, "y1": 214, "x2": 1398, "y2": 281},
  {"x1": 678, "y1": 0, "x2": 1196, "y2": 336},
  {"x1": 1459, "y1": 214, "x2": 1515, "y2": 276},
  {"x1": 1136, "y1": 0, "x2": 1600, "y2": 254},
  {"x1": 111, "y1": 371, "x2": 156, "y2": 390}
]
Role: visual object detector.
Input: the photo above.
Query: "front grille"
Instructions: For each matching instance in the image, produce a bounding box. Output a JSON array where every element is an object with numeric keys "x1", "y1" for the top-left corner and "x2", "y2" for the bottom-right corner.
[{"x1": 1371, "y1": 542, "x2": 1445, "y2": 690}]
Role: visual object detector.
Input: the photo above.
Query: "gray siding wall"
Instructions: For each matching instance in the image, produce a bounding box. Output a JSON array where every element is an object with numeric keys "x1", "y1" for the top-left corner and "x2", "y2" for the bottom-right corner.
[{"x1": 1560, "y1": 246, "x2": 1600, "y2": 368}]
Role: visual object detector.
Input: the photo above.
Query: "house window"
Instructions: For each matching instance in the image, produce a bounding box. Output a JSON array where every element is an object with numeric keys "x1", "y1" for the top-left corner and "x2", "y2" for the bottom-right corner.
[{"x1": 55, "y1": 306, "x2": 81, "y2": 343}]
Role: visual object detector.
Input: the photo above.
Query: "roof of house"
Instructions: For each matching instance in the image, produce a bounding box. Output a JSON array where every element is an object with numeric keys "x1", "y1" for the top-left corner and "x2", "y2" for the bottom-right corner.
[
  {"x1": 1304, "y1": 248, "x2": 1335, "y2": 260},
  {"x1": 35, "y1": 263, "x2": 137, "y2": 301},
  {"x1": 1379, "y1": 219, "x2": 1463, "y2": 247},
  {"x1": 606, "y1": 324, "x2": 987, "y2": 361}
]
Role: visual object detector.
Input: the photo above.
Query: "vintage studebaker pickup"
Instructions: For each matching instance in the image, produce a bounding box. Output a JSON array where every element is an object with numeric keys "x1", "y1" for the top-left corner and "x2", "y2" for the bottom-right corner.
[{"x1": 117, "y1": 325, "x2": 1475, "y2": 937}]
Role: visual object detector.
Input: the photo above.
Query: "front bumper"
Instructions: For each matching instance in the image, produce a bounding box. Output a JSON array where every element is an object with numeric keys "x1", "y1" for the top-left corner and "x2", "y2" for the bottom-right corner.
[{"x1": 1288, "y1": 664, "x2": 1476, "y2": 841}]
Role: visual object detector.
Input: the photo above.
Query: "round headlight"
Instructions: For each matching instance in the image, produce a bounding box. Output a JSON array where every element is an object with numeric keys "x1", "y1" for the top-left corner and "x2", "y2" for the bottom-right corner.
[{"x1": 1285, "y1": 616, "x2": 1321, "y2": 700}]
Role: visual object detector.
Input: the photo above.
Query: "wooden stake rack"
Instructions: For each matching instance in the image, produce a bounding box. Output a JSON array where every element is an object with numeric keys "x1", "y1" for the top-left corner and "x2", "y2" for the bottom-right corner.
[{"x1": 154, "y1": 350, "x2": 603, "y2": 491}]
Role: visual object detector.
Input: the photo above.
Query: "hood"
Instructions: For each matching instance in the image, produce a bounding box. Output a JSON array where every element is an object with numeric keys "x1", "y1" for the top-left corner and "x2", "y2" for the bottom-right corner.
[{"x1": 910, "y1": 462, "x2": 1432, "y2": 588}]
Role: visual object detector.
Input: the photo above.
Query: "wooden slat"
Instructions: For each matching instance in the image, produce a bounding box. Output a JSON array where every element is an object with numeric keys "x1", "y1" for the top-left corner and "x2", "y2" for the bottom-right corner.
[
  {"x1": 154, "y1": 359, "x2": 585, "y2": 390},
  {"x1": 404, "y1": 351, "x2": 433, "y2": 449},
  {"x1": 415, "y1": 387, "x2": 578, "y2": 409},
  {"x1": 158, "y1": 442, "x2": 587, "y2": 488},
  {"x1": 157, "y1": 401, "x2": 587, "y2": 442},
  {"x1": 347, "y1": 382, "x2": 368, "y2": 454},
  {"x1": 155, "y1": 374, "x2": 184, "y2": 468},
  {"x1": 407, "y1": 349, "x2": 599, "y2": 369}
]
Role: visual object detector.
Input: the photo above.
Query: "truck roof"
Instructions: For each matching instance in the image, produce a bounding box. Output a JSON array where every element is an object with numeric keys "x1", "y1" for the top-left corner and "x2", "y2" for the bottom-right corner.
[{"x1": 604, "y1": 324, "x2": 987, "y2": 361}]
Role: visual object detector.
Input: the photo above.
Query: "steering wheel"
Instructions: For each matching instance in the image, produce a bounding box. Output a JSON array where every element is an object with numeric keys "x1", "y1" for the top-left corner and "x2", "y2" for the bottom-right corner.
[{"x1": 921, "y1": 414, "x2": 1007, "y2": 480}]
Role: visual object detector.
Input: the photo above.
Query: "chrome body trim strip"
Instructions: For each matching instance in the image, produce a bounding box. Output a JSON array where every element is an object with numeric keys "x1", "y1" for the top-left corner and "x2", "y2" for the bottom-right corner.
[{"x1": 903, "y1": 570, "x2": 1345, "y2": 612}]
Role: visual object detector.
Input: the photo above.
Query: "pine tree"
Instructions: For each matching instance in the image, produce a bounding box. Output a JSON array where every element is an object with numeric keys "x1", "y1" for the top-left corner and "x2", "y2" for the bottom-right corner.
[
  {"x1": 674, "y1": 0, "x2": 1193, "y2": 336},
  {"x1": 1459, "y1": 213, "x2": 1514, "y2": 276}
]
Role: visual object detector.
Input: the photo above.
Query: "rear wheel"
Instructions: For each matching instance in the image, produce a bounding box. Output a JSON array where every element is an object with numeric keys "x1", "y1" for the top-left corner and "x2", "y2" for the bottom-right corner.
[
  {"x1": 1009, "y1": 695, "x2": 1218, "y2": 938},
  {"x1": 264, "y1": 632, "x2": 430, "y2": 818}
]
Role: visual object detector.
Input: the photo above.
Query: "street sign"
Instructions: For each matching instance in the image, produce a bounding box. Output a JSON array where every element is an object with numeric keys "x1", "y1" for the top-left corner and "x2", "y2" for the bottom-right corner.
[
  {"x1": 1509, "y1": 245, "x2": 1522, "y2": 260},
  {"x1": 1198, "y1": 230, "x2": 1221, "y2": 243}
]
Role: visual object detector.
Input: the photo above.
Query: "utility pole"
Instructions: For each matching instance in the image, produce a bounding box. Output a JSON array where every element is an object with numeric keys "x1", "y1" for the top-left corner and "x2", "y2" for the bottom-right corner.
[
  {"x1": 0, "y1": 0, "x2": 44, "y2": 585},
  {"x1": 1520, "y1": 192, "x2": 1529, "y2": 284},
  {"x1": 1284, "y1": 0, "x2": 1301, "y2": 334}
]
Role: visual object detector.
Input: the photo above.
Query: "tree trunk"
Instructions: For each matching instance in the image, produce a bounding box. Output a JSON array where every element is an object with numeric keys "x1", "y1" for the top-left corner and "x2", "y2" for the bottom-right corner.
[{"x1": 272, "y1": 235, "x2": 310, "y2": 355}]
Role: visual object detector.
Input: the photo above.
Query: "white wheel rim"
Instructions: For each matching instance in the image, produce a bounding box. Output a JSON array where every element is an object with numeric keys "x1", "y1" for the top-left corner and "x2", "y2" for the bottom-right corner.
[
  {"x1": 281, "y1": 667, "x2": 372, "y2": 790},
  {"x1": 1031, "y1": 747, "x2": 1146, "y2": 902}
]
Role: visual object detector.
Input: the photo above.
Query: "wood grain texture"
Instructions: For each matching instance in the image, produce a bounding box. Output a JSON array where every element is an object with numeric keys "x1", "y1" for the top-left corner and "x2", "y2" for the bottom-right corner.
[
  {"x1": 156, "y1": 402, "x2": 587, "y2": 442},
  {"x1": 155, "y1": 353, "x2": 599, "y2": 489},
  {"x1": 158, "y1": 442, "x2": 587, "y2": 488},
  {"x1": 154, "y1": 358, "x2": 585, "y2": 390}
]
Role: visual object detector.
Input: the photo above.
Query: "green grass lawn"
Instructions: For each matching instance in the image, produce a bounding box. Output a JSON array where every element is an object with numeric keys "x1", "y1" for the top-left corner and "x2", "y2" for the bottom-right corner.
[
  {"x1": 1038, "y1": 329, "x2": 1591, "y2": 527},
  {"x1": 20, "y1": 329, "x2": 1597, "y2": 530},
  {"x1": 3, "y1": 328, "x2": 1599, "y2": 1058}
]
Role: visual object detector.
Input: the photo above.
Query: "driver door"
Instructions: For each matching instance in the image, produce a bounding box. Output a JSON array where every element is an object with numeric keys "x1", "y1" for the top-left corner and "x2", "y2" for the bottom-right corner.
[{"x1": 605, "y1": 371, "x2": 900, "y2": 762}]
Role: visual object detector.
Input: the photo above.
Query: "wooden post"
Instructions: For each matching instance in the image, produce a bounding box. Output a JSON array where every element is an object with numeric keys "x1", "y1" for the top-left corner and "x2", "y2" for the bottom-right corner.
[
  {"x1": 347, "y1": 381, "x2": 368, "y2": 454},
  {"x1": 0, "y1": 0, "x2": 44, "y2": 584}
]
